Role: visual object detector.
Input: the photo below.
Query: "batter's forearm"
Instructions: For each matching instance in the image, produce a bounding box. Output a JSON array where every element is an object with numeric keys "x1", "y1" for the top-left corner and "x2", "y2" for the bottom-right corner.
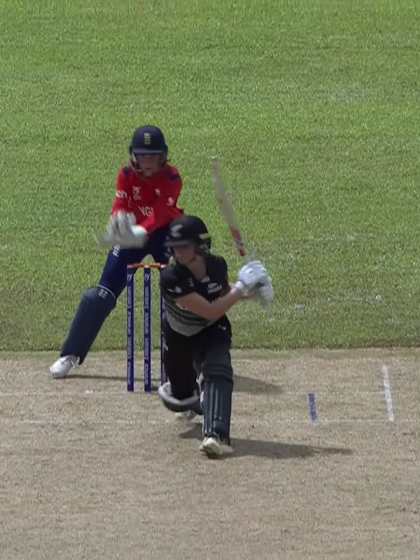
[{"x1": 205, "y1": 287, "x2": 244, "y2": 320}]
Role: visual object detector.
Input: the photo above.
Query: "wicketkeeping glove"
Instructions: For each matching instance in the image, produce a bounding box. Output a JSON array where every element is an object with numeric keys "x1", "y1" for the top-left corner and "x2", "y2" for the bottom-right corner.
[{"x1": 99, "y1": 211, "x2": 148, "y2": 248}]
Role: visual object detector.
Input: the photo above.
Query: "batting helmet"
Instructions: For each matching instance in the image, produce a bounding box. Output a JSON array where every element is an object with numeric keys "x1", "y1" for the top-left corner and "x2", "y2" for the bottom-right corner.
[{"x1": 166, "y1": 215, "x2": 212, "y2": 252}]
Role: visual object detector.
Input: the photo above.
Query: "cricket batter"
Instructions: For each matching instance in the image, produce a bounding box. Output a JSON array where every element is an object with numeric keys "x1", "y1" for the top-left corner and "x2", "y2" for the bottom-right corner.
[
  {"x1": 157, "y1": 214, "x2": 273, "y2": 458},
  {"x1": 50, "y1": 125, "x2": 184, "y2": 378}
]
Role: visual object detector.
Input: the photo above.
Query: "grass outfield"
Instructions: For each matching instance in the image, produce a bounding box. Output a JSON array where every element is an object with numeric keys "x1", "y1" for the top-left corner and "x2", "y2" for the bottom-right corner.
[{"x1": 1, "y1": 1, "x2": 420, "y2": 351}]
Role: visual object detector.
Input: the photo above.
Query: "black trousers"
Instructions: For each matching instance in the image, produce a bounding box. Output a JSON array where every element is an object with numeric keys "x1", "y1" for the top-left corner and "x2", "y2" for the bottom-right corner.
[{"x1": 163, "y1": 316, "x2": 233, "y2": 400}]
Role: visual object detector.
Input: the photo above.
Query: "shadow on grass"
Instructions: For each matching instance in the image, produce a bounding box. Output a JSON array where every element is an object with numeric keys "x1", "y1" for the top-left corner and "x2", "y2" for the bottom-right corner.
[{"x1": 179, "y1": 424, "x2": 352, "y2": 460}]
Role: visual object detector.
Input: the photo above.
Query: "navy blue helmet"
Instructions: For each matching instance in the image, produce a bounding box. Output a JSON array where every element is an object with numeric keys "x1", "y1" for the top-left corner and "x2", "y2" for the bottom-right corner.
[{"x1": 129, "y1": 125, "x2": 168, "y2": 157}]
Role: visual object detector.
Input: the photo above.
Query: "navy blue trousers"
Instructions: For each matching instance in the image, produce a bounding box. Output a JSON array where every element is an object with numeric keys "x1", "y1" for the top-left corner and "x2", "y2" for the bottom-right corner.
[
  {"x1": 59, "y1": 226, "x2": 171, "y2": 363},
  {"x1": 98, "y1": 225, "x2": 170, "y2": 297}
]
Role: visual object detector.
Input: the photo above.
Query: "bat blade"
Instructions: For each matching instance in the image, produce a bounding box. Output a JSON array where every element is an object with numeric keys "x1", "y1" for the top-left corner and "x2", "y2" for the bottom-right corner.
[
  {"x1": 211, "y1": 158, "x2": 270, "y2": 309},
  {"x1": 211, "y1": 158, "x2": 247, "y2": 257}
]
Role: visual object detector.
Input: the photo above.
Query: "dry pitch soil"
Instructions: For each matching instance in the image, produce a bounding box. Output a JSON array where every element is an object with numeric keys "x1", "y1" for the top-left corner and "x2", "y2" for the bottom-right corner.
[{"x1": 0, "y1": 349, "x2": 418, "y2": 560}]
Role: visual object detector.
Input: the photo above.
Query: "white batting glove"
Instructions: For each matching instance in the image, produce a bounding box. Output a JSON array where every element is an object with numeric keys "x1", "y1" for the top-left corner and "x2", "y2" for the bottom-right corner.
[
  {"x1": 257, "y1": 277, "x2": 274, "y2": 304},
  {"x1": 234, "y1": 260, "x2": 269, "y2": 295},
  {"x1": 99, "y1": 212, "x2": 148, "y2": 248}
]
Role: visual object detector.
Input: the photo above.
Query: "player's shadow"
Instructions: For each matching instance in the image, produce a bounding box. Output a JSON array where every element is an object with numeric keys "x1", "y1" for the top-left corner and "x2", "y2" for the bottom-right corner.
[
  {"x1": 234, "y1": 374, "x2": 283, "y2": 394},
  {"x1": 69, "y1": 374, "x2": 125, "y2": 382},
  {"x1": 67, "y1": 373, "x2": 283, "y2": 394},
  {"x1": 179, "y1": 424, "x2": 352, "y2": 460}
]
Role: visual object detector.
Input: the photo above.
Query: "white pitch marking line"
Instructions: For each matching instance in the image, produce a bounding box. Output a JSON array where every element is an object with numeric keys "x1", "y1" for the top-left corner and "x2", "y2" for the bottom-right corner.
[
  {"x1": 381, "y1": 365, "x2": 395, "y2": 422},
  {"x1": 2, "y1": 418, "x2": 415, "y2": 427}
]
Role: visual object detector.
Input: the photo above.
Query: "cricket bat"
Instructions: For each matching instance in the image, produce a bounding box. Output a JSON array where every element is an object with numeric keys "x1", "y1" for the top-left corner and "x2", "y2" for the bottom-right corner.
[{"x1": 211, "y1": 158, "x2": 248, "y2": 259}]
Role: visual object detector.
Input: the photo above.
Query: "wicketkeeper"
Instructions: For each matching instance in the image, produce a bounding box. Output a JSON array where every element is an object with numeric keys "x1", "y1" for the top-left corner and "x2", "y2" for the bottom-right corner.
[
  {"x1": 157, "y1": 215, "x2": 273, "y2": 458},
  {"x1": 50, "y1": 125, "x2": 184, "y2": 378}
]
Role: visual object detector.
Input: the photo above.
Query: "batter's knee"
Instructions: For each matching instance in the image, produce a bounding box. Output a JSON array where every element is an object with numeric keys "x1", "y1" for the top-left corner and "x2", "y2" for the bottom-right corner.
[{"x1": 201, "y1": 346, "x2": 233, "y2": 385}]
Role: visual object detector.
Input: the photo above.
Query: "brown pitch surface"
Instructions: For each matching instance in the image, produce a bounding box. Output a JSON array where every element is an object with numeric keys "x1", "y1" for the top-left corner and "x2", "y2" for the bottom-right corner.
[{"x1": 0, "y1": 349, "x2": 418, "y2": 559}]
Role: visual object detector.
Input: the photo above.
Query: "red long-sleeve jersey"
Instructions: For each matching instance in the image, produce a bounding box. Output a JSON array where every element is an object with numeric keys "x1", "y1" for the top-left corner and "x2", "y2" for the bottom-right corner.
[{"x1": 111, "y1": 163, "x2": 183, "y2": 233}]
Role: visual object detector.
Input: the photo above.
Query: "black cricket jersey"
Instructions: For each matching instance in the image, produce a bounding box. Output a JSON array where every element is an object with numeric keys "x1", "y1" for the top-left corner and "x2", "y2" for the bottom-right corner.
[{"x1": 160, "y1": 255, "x2": 230, "y2": 336}]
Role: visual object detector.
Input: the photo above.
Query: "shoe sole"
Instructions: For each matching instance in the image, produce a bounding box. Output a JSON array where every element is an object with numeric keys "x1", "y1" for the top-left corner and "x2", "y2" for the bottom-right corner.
[{"x1": 50, "y1": 369, "x2": 71, "y2": 379}]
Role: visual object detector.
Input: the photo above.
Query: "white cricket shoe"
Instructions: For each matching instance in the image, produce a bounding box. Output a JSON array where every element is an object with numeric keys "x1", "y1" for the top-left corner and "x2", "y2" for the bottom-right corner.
[
  {"x1": 200, "y1": 436, "x2": 233, "y2": 458},
  {"x1": 49, "y1": 355, "x2": 79, "y2": 378}
]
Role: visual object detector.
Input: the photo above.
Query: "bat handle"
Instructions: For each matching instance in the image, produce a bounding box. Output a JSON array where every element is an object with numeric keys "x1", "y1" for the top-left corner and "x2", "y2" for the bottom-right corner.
[{"x1": 244, "y1": 251, "x2": 271, "y2": 310}]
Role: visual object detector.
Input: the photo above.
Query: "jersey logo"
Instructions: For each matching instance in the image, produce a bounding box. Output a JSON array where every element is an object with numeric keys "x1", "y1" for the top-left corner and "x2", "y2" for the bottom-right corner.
[
  {"x1": 207, "y1": 282, "x2": 222, "y2": 294},
  {"x1": 138, "y1": 206, "x2": 153, "y2": 217},
  {"x1": 116, "y1": 190, "x2": 127, "y2": 199},
  {"x1": 132, "y1": 186, "x2": 142, "y2": 200},
  {"x1": 167, "y1": 286, "x2": 183, "y2": 294}
]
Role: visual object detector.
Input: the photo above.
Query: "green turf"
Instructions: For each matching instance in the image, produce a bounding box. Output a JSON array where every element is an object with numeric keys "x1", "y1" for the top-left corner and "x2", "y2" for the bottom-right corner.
[{"x1": 1, "y1": 1, "x2": 420, "y2": 351}]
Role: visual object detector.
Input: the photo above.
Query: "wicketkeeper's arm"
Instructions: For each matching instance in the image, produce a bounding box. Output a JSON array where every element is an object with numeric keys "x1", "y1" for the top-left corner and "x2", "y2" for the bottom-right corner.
[{"x1": 97, "y1": 211, "x2": 148, "y2": 248}]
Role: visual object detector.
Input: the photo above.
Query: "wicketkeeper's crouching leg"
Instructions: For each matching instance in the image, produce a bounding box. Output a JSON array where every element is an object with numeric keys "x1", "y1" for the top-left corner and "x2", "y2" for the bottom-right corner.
[{"x1": 50, "y1": 285, "x2": 116, "y2": 378}]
